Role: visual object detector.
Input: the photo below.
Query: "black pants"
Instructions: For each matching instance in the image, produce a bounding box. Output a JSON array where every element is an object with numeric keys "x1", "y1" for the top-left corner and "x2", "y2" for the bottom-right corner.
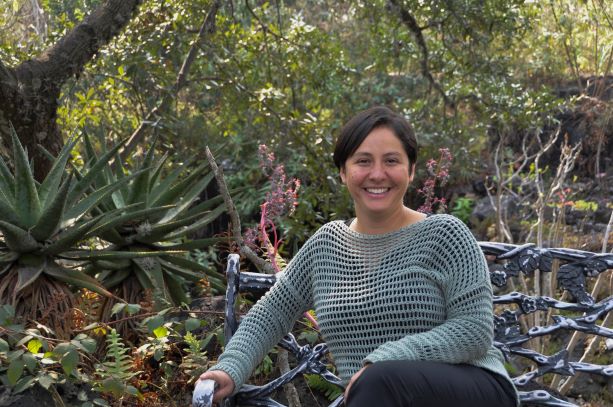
[{"x1": 345, "y1": 360, "x2": 517, "y2": 407}]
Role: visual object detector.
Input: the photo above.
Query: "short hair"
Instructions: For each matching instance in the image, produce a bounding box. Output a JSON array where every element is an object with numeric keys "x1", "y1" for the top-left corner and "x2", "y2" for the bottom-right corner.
[{"x1": 333, "y1": 106, "x2": 418, "y2": 169}]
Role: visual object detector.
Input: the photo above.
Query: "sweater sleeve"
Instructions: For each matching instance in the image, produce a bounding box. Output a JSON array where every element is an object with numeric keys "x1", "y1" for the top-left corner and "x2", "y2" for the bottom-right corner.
[
  {"x1": 364, "y1": 215, "x2": 494, "y2": 366},
  {"x1": 207, "y1": 237, "x2": 315, "y2": 391}
]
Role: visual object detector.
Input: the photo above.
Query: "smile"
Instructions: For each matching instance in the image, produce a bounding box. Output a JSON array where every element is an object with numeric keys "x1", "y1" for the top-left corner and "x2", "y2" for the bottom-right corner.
[{"x1": 365, "y1": 188, "x2": 390, "y2": 194}]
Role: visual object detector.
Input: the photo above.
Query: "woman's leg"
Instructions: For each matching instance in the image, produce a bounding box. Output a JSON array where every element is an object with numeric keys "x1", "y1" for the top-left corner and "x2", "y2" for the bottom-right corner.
[{"x1": 345, "y1": 360, "x2": 516, "y2": 407}]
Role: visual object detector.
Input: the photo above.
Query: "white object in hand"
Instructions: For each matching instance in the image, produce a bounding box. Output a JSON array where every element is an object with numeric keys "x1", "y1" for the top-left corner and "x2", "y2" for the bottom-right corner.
[{"x1": 192, "y1": 379, "x2": 216, "y2": 407}]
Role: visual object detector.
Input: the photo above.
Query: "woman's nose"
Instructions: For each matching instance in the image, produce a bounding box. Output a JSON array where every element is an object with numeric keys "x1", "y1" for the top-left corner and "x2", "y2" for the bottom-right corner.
[{"x1": 368, "y1": 163, "x2": 386, "y2": 180}]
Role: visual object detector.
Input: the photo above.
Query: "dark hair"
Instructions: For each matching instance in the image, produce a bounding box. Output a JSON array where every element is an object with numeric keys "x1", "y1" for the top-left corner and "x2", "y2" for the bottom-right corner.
[{"x1": 333, "y1": 106, "x2": 418, "y2": 169}]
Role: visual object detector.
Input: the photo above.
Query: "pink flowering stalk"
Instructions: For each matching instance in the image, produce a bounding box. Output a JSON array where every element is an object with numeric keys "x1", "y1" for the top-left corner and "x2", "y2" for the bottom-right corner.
[
  {"x1": 417, "y1": 148, "x2": 453, "y2": 214},
  {"x1": 243, "y1": 145, "x2": 320, "y2": 329}
]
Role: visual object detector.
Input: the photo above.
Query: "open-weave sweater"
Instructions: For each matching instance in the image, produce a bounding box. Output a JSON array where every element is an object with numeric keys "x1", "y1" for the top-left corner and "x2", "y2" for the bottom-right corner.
[{"x1": 210, "y1": 214, "x2": 517, "y2": 402}]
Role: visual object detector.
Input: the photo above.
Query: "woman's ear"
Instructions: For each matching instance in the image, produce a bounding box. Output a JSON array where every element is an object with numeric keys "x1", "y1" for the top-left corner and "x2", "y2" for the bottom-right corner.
[
  {"x1": 408, "y1": 163, "x2": 416, "y2": 183},
  {"x1": 339, "y1": 166, "x2": 346, "y2": 184}
]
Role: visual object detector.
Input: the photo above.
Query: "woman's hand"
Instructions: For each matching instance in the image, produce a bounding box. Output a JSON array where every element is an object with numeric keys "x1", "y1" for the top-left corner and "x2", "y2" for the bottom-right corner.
[
  {"x1": 197, "y1": 370, "x2": 235, "y2": 404},
  {"x1": 344, "y1": 364, "x2": 371, "y2": 402}
]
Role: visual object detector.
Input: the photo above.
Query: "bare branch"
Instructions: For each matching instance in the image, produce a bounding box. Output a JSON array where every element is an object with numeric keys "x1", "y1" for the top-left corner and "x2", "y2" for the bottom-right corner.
[
  {"x1": 205, "y1": 147, "x2": 276, "y2": 274},
  {"x1": 120, "y1": 0, "x2": 221, "y2": 160},
  {"x1": 388, "y1": 0, "x2": 453, "y2": 108}
]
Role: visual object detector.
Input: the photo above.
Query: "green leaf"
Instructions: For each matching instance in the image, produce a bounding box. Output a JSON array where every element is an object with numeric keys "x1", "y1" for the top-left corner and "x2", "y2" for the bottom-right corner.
[
  {"x1": 153, "y1": 326, "x2": 168, "y2": 338},
  {"x1": 0, "y1": 196, "x2": 20, "y2": 226},
  {"x1": 127, "y1": 136, "x2": 158, "y2": 206},
  {"x1": 10, "y1": 127, "x2": 41, "y2": 229},
  {"x1": 157, "y1": 171, "x2": 214, "y2": 224},
  {"x1": 15, "y1": 264, "x2": 44, "y2": 293},
  {"x1": 63, "y1": 249, "x2": 186, "y2": 260},
  {"x1": 185, "y1": 318, "x2": 201, "y2": 332},
  {"x1": 43, "y1": 262, "x2": 113, "y2": 298},
  {"x1": 163, "y1": 206, "x2": 226, "y2": 241},
  {"x1": 37, "y1": 372, "x2": 55, "y2": 389},
  {"x1": 26, "y1": 338, "x2": 43, "y2": 354},
  {"x1": 164, "y1": 272, "x2": 188, "y2": 305},
  {"x1": 61, "y1": 349, "x2": 79, "y2": 376},
  {"x1": 0, "y1": 220, "x2": 39, "y2": 252},
  {"x1": 73, "y1": 334, "x2": 96, "y2": 354},
  {"x1": 84, "y1": 205, "x2": 173, "y2": 239},
  {"x1": 66, "y1": 138, "x2": 127, "y2": 207},
  {"x1": 145, "y1": 315, "x2": 164, "y2": 332},
  {"x1": 154, "y1": 237, "x2": 223, "y2": 251},
  {"x1": 0, "y1": 156, "x2": 15, "y2": 204},
  {"x1": 150, "y1": 164, "x2": 205, "y2": 207},
  {"x1": 38, "y1": 134, "x2": 79, "y2": 209},
  {"x1": 31, "y1": 174, "x2": 72, "y2": 241},
  {"x1": 0, "y1": 338, "x2": 9, "y2": 352},
  {"x1": 42, "y1": 215, "x2": 105, "y2": 255},
  {"x1": 13, "y1": 375, "x2": 35, "y2": 393},
  {"x1": 7, "y1": 357, "x2": 25, "y2": 385},
  {"x1": 22, "y1": 352, "x2": 37, "y2": 371},
  {"x1": 64, "y1": 169, "x2": 147, "y2": 222}
]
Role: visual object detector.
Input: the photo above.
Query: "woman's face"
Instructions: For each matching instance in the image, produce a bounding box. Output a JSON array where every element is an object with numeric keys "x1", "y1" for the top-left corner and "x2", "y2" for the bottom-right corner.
[{"x1": 340, "y1": 127, "x2": 414, "y2": 220}]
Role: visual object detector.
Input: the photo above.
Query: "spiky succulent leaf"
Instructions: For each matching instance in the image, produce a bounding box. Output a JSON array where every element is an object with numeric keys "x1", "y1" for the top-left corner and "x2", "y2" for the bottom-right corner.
[
  {"x1": 41, "y1": 215, "x2": 105, "y2": 255},
  {"x1": 100, "y1": 267, "x2": 132, "y2": 289},
  {"x1": 0, "y1": 221, "x2": 39, "y2": 252},
  {"x1": 84, "y1": 205, "x2": 172, "y2": 240},
  {"x1": 15, "y1": 264, "x2": 44, "y2": 292},
  {"x1": 66, "y1": 138, "x2": 127, "y2": 207},
  {"x1": 31, "y1": 174, "x2": 72, "y2": 241},
  {"x1": 158, "y1": 257, "x2": 203, "y2": 281},
  {"x1": 164, "y1": 272, "x2": 188, "y2": 305},
  {"x1": 150, "y1": 163, "x2": 205, "y2": 207},
  {"x1": 64, "y1": 169, "x2": 147, "y2": 223},
  {"x1": 158, "y1": 172, "x2": 214, "y2": 224},
  {"x1": 0, "y1": 159, "x2": 15, "y2": 206},
  {"x1": 61, "y1": 250, "x2": 186, "y2": 260},
  {"x1": 38, "y1": 135, "x2": 79, "y2": 210},
  {"x1": 127, "y1": 136, "x2": 158, "y2": 207},
  {"x1": 10, "y1": 128, "x2": 41, "y2": 228},
  {"x1": 43, "y1": 262, "x2": 112, "y2": 298},
  {"x1": 153, "y1": 237, "x2": 223, "y2": 251},
  {"x1": 133, "y1": 212, "x2": 205, "y2": 244},
  {"x1": 149, "y1": 159, "x2": 193, "y2": 200},
  {"x1": 148, "y1": 153, "x2": 168, "y2": 193},
  {"x1": 163, "y1": 206, "x2": 226, "y2": 241},
  {"x1": 0, "y1": 195, "x2": 19, "y2": 225}
]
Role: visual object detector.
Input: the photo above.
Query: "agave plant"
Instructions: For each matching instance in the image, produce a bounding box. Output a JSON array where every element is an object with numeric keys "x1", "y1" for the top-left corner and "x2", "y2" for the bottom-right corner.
[
  {"x1": 78, "y1": 135, "x2": 227, "y2": 324},
  {"x1": 0, "y1": 130, "x2": 145, "y2": 337}
]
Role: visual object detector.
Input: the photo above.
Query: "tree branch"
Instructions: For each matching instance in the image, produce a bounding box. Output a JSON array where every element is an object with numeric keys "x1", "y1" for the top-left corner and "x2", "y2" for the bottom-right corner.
[
  {"x1": 205, "y1": 147, "x2": 276, "y2": 274},
  {"x1": 120, "y1": 0, "x2": 221, "y2": 160},
  {"x1": 388, "y1": 0, "x2": 453, "y2": 108}
]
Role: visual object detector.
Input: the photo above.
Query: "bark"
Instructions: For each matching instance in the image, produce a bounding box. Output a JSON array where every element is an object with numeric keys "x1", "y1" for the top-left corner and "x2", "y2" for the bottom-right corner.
[{"x1": 0, "y1": 0, "x2": 142, "y2": 180}]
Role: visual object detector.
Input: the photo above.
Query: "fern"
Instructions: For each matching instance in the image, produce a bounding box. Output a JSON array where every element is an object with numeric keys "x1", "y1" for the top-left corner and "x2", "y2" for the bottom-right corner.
[
  {"x1": 95, "y1": 329, "x2": 141, "y2": 398},
  {"x1": 304, "y1": 374, "x2": 343, "y2": 401}
]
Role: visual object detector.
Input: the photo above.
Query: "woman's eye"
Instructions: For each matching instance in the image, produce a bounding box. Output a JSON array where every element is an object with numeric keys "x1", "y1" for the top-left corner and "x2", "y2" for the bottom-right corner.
[{"x1": 356, "y1": 159, "x2": 370, "y2": 164}]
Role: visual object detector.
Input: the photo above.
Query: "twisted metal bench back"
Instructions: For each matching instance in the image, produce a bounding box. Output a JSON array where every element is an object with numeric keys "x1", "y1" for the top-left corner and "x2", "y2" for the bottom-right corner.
[{"x1": 215, "y1": 243, "x2": 613, "y2": 407}]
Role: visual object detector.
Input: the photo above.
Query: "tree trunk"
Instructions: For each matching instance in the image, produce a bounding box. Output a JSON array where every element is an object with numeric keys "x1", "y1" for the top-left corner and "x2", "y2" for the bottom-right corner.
[{"x1": 0, "y1": 0, "x2": 142, "y2": 180}]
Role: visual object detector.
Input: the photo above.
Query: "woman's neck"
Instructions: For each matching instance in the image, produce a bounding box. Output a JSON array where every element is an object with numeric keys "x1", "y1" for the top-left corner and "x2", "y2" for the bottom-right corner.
[{"x1": 351, "y1": 206, "x2": 426, "y2": 235}]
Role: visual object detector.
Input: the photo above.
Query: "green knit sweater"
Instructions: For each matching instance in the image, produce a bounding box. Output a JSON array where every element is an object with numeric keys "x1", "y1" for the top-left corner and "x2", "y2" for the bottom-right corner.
[{"x1": 210, "y1": 214, "x2": 517, "y2": 402}]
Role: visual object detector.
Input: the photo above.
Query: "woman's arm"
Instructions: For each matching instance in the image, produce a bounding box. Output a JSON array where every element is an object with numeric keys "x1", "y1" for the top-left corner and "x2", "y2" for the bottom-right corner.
[{"x1": 204, "y1": 238, "x2": 316, "y2": 392}]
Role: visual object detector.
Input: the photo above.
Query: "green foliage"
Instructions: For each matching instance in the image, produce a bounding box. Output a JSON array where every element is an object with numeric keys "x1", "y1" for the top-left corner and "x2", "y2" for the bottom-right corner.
[
  {"x1": 0, "y1": 306, "x2": 97, "y2": 397},
  {"x1": 451, "y1": 197, "x2": 475, "y2": 225},
  {"x1": 304, "y1": 373, "x2": 343, "y2": 401},
  {"x1": 94, "y1": 328, "x2": 141, "y2": 399},
  {"x1": 79, "y1": 135, "x2": 226, "y2": 308}
]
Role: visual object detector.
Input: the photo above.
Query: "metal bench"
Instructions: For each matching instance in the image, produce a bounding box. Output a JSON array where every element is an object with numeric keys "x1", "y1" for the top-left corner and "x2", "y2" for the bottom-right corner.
[{"x1": 193, "y1": 243, "x2": 613, "y2": 407}]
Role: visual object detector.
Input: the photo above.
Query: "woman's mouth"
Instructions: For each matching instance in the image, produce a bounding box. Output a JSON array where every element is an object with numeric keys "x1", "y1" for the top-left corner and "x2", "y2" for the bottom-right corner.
[{"x1": 365, "y1": 188, "x2": 390, "y2": 195}]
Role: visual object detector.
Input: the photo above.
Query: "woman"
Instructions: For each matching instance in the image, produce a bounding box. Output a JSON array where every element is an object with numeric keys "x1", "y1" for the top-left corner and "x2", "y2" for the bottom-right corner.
[{"x1": 198, "y1": 106, "x2": 518, "y2": 406}]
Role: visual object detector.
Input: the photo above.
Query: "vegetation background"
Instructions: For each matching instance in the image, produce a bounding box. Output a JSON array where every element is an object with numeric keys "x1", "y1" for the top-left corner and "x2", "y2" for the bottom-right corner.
[{"x1": 0, "y1": 0, "x2": 612, "y2": 406}]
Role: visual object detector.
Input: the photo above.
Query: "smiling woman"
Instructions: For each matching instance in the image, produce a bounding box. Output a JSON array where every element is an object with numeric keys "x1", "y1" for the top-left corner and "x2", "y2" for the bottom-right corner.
[
  {"x1": 197, "y1": 106, "x2": 519, "y2": 407},
  {"x1": 336, "y1": 113, "x2": 422, "y2": 234}
]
